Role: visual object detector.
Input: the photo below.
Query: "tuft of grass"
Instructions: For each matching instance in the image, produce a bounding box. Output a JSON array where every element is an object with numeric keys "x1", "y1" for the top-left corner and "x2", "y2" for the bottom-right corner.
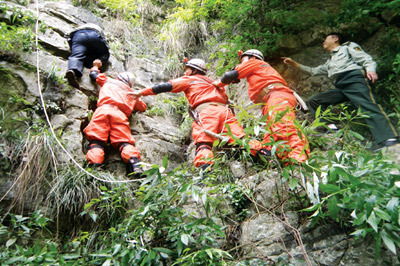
[{"x1": 5, "y1": 127, "x2": 59, "y2": 213}]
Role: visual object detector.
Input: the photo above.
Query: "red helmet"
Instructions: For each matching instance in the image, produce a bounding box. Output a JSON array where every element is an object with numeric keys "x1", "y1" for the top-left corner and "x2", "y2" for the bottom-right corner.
[
  {"x1": 240, "y1": 49, "x2": 264, "y2": 60},
  {"x1": 185, "y1": 58, "x2": 207, "y2": 73},
  {"x1": 117, "y1": 72, "x2": 135, "y2": 88}
]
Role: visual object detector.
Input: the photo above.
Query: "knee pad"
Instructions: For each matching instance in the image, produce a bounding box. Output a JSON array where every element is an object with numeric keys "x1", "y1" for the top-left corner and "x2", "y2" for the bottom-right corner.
[
  {"x1": 86, "y1": 141, "x2": 106, "y2": 165},
  {"x1": 248, "y1": 139, "x2": 263, "y2": 156},
  {"x1": 119, "y1": 143, "x2": 141, "y2": 163},
  {"x1": 194, "y1": 143, "x2": 214, "y2": 167},
  {"x1": 195, "y1": 142, "x2": 213, "y2": 152}
]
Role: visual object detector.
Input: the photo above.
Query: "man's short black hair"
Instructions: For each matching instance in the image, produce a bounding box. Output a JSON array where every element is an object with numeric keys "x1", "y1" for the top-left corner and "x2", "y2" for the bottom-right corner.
[{"x1": 327, "y1": 32, "x2": 344, "y2": 45}]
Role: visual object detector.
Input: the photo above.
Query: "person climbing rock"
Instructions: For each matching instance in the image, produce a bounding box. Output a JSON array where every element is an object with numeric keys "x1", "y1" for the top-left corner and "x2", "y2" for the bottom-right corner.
[
  {"x1": 131, "y1": 58, "x2": 264, "y2": 171},
  {"x1": 65, "y1": 23, "x2": 110, "y2": 89},
  {"x1": 282, "y1": 32, "x2": 399, "y2": 152},
  {"x1": 214, "y1": 49, "x2": 310, "y2": 163},
  {"x1": 83, "y1": 59, "x2": 146, "y2": 176}
]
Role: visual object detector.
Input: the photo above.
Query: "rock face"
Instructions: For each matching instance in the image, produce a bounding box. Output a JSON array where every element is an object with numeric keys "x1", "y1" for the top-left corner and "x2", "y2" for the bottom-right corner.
[
  {"x1": 0, "y1": 1, "x2": 399, "y2": 265},
  {"x1": 1, "y1": 0, "x2": 186, "y2": 173}
]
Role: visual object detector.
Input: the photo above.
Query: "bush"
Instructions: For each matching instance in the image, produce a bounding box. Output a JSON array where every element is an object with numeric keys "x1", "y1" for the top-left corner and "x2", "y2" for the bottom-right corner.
[{"x1": 303, "y1": 150, "x2": 400, "y2": 256}]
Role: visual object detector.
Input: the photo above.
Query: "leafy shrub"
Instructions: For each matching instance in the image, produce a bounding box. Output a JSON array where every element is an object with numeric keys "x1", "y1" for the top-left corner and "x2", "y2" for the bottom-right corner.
[
  {"x1": 0, "y1": 211, "x2": 56, "y2": 265},
  {"x1": 303, "y1": 150, "x2": 400, "y2": 256},
  {"x1": 0, "y1": 3, "x2": 37, "y2": 57}
]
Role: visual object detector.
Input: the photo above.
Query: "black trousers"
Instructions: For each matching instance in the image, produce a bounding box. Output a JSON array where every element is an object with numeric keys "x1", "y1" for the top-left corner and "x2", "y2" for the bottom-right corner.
[
  {"x1": 307, "y1": 69, "x2": 398, "y2": 144},
  {"x1": 67, "y1": 29, "x2": 109, "y2": 77}
]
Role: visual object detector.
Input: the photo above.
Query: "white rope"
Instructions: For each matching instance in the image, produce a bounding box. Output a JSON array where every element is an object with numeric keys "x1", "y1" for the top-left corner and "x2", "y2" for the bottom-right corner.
[{"x1": 34, "y1": 1, "x2": 143, "y2": 183}]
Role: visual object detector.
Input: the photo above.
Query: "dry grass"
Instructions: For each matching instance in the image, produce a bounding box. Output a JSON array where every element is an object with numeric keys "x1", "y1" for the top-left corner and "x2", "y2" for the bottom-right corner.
[{"x1": 2, "y1": 130, "x2": 58, "y2": 214}]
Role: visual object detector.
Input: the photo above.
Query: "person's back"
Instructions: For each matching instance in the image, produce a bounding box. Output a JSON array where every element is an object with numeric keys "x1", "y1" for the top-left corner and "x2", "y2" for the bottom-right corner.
[
  {"x1": 165, "y1": 74, "x2": 228, "y2": 108},
  {"x1": 234, "y1": 57, "x2": 290, "y2": 103},
  {"x1": 95, "y1": 75, "x2": 145, "y2": 117},
  {"x1": 214, "y1": 49, "x2": 310, "y2": 163}
]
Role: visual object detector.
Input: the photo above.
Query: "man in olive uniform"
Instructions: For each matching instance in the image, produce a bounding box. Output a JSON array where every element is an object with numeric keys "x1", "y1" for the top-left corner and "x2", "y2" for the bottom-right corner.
[{"x1": 282, "y1": 32, "x2": 398, "y2": 151}]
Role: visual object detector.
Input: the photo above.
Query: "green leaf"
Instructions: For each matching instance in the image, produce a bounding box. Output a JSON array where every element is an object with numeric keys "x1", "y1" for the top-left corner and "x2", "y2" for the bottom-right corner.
[
  {"x1": 381, "y1": 230, "x2": 397, "y2": 255},
  {"x1": 6, "y1": 238, "x2": 16, "y2": 247},
  {"x1": 319, "y1": 184, "x2": 340, "y2": 194},
  {"x1": 62, "y1": 254, "x2": 81, "y2": 260},
  {"x1": 367, "y1": 212, "x2": 380, "y2": 232},
  {"x1": 162, "y1": 155, "x2": 168, "y2": 168},
  {"x1": 386, "y1": 198, "x2": 399, "y2": 211},
  {"x1": 205, "y1": 249, "x2": 213, "y2": 259},
  {"x1": 289, "y1": 178, "x2": 298, "y2": 190},
  {"x1": 348, "y1": 175, "x2": 361, "y2": 186},
  {"x1": 350, "y1": 229, "x2": 364, "y2": 237},
  {"x1": 212, "y1": 140, "x2": 219, "y2": 147},
  {"x1": 177, "y1": 239, "x2": 183, "y2": 255},
  {"x1": 102, "y1": 259, "x2": 112, "y2": 266},
  {"x1": 153, "y1": 247, "x2": 174, "y2": 255},
  {"x1": 301, "y1": 204, "x2": 320, "y2": 212},
  {"x1": 375, "y1": 208, "x2": 391, "y2": 222},
  {"x1": 202, "y1": 193, "x2": 207, "y2": 205},
  {"x1": 6, "y1": 256, "x2": 25, "y2": 264},
  {"x1": 181, "y1": 234, "x2": 189, "y2": 245},
  {"x1": 89, "y1": 211, "x2": 98, "y2": 222},
  {"x1": 349, "y1": 130, "x2": 364, "y2": 140},
  {"x1": 327, "y1": 196, "x2": 339, "y2": 220},
  {"x1": 112, "y1": 244, "x2": 121, "y2": 256}
]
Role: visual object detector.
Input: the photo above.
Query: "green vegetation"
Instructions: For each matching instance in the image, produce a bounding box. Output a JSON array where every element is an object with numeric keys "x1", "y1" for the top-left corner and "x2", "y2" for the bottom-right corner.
[
  {"x1": 0, "y1": 3, "x2": 38, "y2": 59},
  {"x1": 303, "y1": 150, "x2": 400, "y2": 257},
  {"x1": 1, "y1": 102, "x2": 399, "y2": 263}
]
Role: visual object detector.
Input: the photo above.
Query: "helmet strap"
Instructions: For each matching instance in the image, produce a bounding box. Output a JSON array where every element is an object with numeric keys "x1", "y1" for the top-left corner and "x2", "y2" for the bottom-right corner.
[{"x1": 192, "y1": 68, "x2": 205, "y2": 76}]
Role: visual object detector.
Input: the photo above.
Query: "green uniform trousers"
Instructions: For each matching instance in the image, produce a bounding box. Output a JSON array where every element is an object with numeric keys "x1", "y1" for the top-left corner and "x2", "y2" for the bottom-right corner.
[{"x1": 307, "y1": 69, "x2": 398, "y2": 144}]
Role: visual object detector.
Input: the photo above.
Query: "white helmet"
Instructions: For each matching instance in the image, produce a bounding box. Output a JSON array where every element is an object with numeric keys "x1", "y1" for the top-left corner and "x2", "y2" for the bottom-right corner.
[
  {"x1": 117, "y1": 72, "x2": 135, "y2": 88},
  {"x1": 185, "y1": 58, "x2": 207, "y2": 73},
  {"x1": 241, "y1": 49, "x2": 264, "y2": 60}
]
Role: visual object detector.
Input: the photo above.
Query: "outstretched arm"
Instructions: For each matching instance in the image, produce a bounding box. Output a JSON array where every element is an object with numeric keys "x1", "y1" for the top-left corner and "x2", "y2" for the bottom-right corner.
[
  {"x1": 281, "y1": 57, "x2": 300, "y2": 68},
  {"x1": 283, "y1": 56, "x2": 328, "y2": 76},
  {"x1": 128, "y1": 82, "x2": 174, "y2": 98},
  {"x1": 213, "y1": 70, "x2": 239, "y2": 88}
]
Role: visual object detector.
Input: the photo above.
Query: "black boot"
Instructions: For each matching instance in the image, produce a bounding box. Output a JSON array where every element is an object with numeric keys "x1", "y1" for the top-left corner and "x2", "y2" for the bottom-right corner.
[
  {"x1": 87, "y1": 162, "x2": 102, "y2": 170},
  {"x1": 126, "y1": 157, "x2": 143, "y2": 177},
  {"x1": 65, "y1": 70, "x2": 80, "y2": 89},
  {"x1": 257, "y1": 148, "x2": 272, "y2": 162},
  {"x1": 198, "y1": 163, "x2": 212, "y2": 180}
]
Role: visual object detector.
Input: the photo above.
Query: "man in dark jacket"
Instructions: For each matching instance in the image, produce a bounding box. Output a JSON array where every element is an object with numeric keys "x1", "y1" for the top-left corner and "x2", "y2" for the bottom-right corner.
[{"x1": 65, "y1": 23, "x2": 110, "y2": 89}]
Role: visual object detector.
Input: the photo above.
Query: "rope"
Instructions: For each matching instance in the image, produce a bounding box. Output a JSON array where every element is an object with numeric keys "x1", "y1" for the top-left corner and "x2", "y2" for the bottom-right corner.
[{"x1": 33, "y1": 1, "x2": 143, "y2": 183}]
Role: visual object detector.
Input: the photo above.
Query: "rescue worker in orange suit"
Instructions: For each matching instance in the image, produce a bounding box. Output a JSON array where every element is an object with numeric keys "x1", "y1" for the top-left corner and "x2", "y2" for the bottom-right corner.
[
  {"x1": 214, "y1": 49, "x2": 309, "y2": 163},
  {"x1": 131, "y1": 58, "x2": 264, "y2": 171},
  {"x1": 83, "y1": 59, "x2": 147, "y2": 175}
]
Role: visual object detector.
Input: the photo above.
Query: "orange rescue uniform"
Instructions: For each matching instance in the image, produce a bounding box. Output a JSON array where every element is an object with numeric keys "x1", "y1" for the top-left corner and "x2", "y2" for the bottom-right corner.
[
  {"x1": 141, "y1": 74, "x2": 246, "y2": 167},
  {"x1": 234, "y1": 58, "x2": 309, "y2": 162},
  {"x1": 83, "y1": 73, "x2": 147, "y2": 165}
]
